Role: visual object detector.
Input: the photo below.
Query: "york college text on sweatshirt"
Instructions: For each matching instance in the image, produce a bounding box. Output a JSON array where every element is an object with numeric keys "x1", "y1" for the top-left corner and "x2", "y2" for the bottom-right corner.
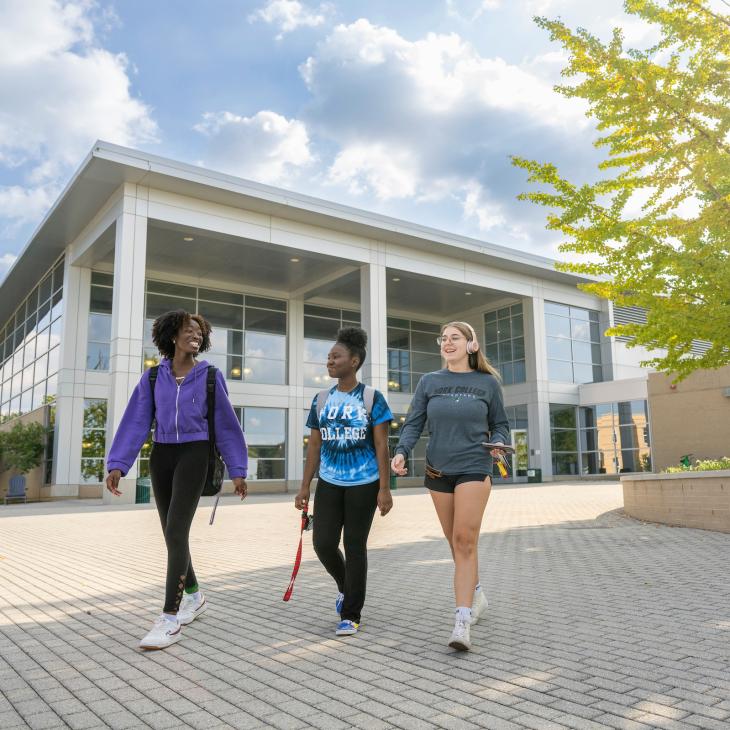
[
  {"x1": 395, "y1": 369, "x2": 509, "y2": 475},
  {"x1": 106, "y1": 359, "x2": 247, "y2": 478}
]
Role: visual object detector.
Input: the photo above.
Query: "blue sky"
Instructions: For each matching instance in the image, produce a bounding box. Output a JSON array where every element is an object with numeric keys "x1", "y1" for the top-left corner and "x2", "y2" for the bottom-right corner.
[{"x1": 0, "y1": 0, "x2": 702, "y2": 282}]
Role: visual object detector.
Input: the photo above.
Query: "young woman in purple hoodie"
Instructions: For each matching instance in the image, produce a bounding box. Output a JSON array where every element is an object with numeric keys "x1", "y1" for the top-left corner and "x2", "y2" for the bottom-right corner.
[{"x1": 106, "y1": 310, "x2": 247, "y2": 650}]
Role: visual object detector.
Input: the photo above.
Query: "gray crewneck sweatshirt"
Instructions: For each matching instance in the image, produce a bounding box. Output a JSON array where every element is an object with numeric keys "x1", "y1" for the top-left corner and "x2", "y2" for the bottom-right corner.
[{"x1": 395, "y1": 369, "x2": 510, "y2": 474}]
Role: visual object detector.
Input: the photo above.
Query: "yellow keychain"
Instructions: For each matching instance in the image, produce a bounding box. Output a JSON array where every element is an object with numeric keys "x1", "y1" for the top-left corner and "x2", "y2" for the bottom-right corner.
[{"x1": 482, "y1": 443, "x2": 513, "y2": 478}]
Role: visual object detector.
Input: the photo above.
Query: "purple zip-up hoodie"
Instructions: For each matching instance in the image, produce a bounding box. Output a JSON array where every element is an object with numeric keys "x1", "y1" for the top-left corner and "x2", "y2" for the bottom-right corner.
[{"x1": 106, "y1": 359, "x2": 247, "y2": 478}]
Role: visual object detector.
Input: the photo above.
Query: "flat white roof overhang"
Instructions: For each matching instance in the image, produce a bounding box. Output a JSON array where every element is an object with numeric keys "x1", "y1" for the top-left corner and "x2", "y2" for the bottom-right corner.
[{"x1": 0, "y1": 141, "x2": 592, "y2": 325}]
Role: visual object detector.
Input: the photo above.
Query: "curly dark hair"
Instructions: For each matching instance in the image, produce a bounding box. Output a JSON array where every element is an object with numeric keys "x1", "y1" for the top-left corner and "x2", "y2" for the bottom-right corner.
[
  {"x1": 336, "y1": 327, "x2": 367, "y2": 371},
  {"x1": 152, "y1": 310, "x2": 212, "y2": 359}
]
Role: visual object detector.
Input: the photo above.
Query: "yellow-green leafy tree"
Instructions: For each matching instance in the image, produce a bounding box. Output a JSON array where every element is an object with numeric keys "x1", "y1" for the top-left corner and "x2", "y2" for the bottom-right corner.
[{"x1": 513, "y1": 0, "x2": 730, "y2": 379}]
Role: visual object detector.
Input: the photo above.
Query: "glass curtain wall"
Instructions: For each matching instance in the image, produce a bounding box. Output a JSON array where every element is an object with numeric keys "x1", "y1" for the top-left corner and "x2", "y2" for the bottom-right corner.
[
  {"x1": 0, "y1": 257, "x2": 63, "y2": 420},
  {"x1": 387, "y1": 318, "x2": 442, "y2": 393},
  {"x1": 580, "y1": 400, "x2": 651, "y2": 473},
  {"x1": 484, "y1": 305, "x2": 526, "y2": 385},
  {"x1": 550, "y1": 404, "x2": 579, "y2": 475},
  {"x1": 233, "y1": 407, "x2": 286, "y2": 480},
  {"x1": 388, "y1": 413, "x2": 428, "y2": 477},
  {"x1": 87, "y1": 272, "x2": 113, "y2": 370},
  {"x1": 303, "y1": 305, "x2": 360, "y2": 387},
  {"x1": 545, "y1": 302, "x2": 602, "y2": 384},
  {"x1": 142, "y1": 280, "x2": 287, "y2": 383},
  {"x1": 551, "y1": 401, "x2": 651, "y2": 475},
  {"x1": 81, "y1": 398, "x2": 107, "y2": 483}
]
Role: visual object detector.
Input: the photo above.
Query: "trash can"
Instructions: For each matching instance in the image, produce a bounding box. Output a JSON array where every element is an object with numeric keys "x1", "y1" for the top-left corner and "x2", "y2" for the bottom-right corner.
[
  {"x1": 390, "y1": 472, "x2": 398, "y2": 491},
  {"x1": 526, "y1": 468, "x2": 542, "y2": 483},
  {"x1": 135, "y1": 476, "x2": 151, "y2": 504}
]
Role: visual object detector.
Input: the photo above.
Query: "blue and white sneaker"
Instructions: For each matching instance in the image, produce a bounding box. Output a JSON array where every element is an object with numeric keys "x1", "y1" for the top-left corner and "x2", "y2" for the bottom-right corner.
[
  {"x1": 335, "y1": 592, "x2": 344, "y2": 615},
  {"x1": 335, "y1": 620, "x2": 359, "y2": 636}
]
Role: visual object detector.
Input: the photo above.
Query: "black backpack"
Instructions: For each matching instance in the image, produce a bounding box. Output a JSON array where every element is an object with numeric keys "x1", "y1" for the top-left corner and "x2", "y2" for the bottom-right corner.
[{"x1": 149, "y1": 364, "x2": 224, "y2": 497}]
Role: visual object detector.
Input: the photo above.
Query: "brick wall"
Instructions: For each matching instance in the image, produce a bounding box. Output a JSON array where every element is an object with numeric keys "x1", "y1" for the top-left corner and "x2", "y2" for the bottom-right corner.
[
  {"x1": 647, "y1": 365, "x2": 730, "y2": 471},
  {"x1": 623, "y1": 471, "x2": 730, "y2": 533}
]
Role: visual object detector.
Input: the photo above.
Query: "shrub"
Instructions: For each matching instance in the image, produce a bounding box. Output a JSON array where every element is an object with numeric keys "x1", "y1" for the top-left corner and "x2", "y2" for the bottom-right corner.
[{"x1": 665, "y1": 457, "x2": 730, "y2": 474}]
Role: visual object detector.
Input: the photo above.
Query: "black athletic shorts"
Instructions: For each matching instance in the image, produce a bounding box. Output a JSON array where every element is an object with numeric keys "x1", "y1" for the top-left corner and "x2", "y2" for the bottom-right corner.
[{"x1": 425, "y1": 472, "x2": 492, "y2": 493}]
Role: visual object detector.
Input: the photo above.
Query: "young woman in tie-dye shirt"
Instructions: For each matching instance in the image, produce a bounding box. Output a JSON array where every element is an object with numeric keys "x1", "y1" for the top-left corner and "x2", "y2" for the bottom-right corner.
[{"x1": 295, "y1": 327, "x2": 393, "y2": 636}]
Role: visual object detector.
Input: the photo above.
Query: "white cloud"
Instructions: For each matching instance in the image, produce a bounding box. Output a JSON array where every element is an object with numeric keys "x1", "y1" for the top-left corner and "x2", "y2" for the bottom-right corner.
[
  {"x1": 461, "y1": 181, "x2": 506, "y2": 231},
  {"x1": 0, "y1": 0, "x2": 157, "y2": 228},
  {"x1": 328, "y1": 144, "x2": 419, "y2": 200},
  {"x1": 608, "y1": 14, "x2": 661, "y2": 47},
  {"x1": 300, "y1": 19, "x2": 593, "y2": 246},
  {"x1": 524, "y1": 0, "x2": 573, "y2": 13},
  {"x1": 0, "y1": 185, "x2": 59, "y2": 228},
  {"x1": 303, "y1": 19, "x2": 588, "y2": 130},
  {"x1": 249, "y1": 0, "x2": 330, "y2": 39},
  {"x1": 195, "y1": 110, "x2": 314, "y2": 185},
  {"x1": 446, "y1": 0, "x2": 501, "y2": 22},
  {"x1": 0, "y1": 0, "x2": 93, "y2": 67},
  {"x1": 0, "y1": 253, "x2": 18, "y2": 277}
]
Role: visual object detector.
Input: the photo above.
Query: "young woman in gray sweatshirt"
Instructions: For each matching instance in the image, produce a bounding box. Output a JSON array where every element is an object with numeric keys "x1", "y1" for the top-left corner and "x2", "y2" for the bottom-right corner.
[{"x1": 391, "y1": 321, "x2": 509, "y2": 651}]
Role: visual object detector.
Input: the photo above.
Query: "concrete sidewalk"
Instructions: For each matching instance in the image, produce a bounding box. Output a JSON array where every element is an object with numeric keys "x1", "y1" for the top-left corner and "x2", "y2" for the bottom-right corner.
[{"x1": 0, "y1": 483, "x2": 728, "y2": 729}]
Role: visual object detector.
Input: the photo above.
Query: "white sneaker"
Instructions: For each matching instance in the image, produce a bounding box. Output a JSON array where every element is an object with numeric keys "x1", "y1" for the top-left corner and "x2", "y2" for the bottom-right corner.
[
  {"x1": 178, "y1": 593, "x2": 208, "y2": 625},
  {"x1": 139, "y1": 615, "x2": 181, "y2": 650},
  {"x1": 471, "y1": 590, "x2": 489, "y2": 625},
  {"x1": 448, "y1": 618, "x2": 472, "y2": 651}
]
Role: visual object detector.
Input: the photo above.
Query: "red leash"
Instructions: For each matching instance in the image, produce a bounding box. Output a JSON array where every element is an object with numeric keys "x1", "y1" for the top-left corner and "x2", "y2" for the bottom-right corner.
[{"x1": 283, "y1": 508, "x2": 311, "y2": 602}]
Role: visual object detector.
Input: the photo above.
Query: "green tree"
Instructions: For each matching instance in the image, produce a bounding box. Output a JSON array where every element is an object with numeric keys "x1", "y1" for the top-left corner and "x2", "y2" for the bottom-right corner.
[
  {"x1": 0, "y1": 421, "x2": 47, "y2": 475},
  {"x1": 512, "y1": 0, "x2": 730, "y2": 380}
]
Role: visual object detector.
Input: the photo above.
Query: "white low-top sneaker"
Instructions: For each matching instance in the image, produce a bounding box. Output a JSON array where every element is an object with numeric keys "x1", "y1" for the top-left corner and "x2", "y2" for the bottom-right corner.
[
  {"x1": 471, "y1": 590, "x2": 489, "y2": 625},
  {"x1": 139, "y1": 615, "x2": 181, "y2": 650},
  {"x1": 178, "y1": 593, "x2": 208, "y2": 626},
  {"x1": 448, "y1": 618, "x2": 472, "y2": 651}
]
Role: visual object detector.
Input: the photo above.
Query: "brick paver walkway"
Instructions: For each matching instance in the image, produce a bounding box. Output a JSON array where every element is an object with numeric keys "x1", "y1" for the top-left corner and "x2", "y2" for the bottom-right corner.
[{"x1": 1, "y1": 482, "x2": 729, "y2": 729}]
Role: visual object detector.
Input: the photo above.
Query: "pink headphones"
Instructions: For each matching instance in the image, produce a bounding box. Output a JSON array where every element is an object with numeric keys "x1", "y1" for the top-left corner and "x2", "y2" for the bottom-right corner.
[{"x1": 456, "y1": 322, "x2": 479, "y2": 355}]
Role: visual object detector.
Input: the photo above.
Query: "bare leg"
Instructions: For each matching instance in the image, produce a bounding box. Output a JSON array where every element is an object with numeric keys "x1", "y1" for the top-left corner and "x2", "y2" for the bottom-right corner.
[
  {"x1": 451, "y1": 478, "x2": 491, "y2": 607},
  {"x1": 429, "y1": 490, "x2": 455, "y2": 559}
]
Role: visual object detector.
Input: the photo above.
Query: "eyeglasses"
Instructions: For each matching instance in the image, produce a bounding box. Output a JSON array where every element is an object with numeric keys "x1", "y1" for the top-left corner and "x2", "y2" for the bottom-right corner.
[{"x1": 436, "y1": 335, "x2": 465, "y2": 345}]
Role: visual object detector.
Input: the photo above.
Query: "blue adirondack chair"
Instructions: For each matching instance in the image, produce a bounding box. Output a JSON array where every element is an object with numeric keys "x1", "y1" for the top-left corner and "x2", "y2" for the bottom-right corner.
[{"x1": 5, "y1": 474, "x2": 27, "y2": 504}]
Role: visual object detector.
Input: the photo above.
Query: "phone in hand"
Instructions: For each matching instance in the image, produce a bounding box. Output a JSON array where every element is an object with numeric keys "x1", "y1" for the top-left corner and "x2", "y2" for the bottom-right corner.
[{"x1": 482, "y1": 442, "x2": 516, "y2": 454}]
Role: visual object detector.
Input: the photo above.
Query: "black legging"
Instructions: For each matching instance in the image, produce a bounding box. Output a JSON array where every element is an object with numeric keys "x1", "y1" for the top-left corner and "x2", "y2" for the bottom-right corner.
[
  {"x1": 313, "y1": 478, "x2": 379, "y2": 623},
  {"x1": 149, "y1": 440, "x2": 209, "y2": 613}
]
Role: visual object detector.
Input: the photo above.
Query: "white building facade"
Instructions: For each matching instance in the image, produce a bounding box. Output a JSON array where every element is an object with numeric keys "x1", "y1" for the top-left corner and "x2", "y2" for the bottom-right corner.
[{"x1": 0, "y1": 143, "x2": 654, "y2": 503}]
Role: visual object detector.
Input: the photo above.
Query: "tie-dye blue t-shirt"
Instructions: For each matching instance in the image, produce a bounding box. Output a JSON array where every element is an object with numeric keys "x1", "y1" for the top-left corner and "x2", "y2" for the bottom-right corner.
[{"x1": 306, "y1": 383, "x2": 393, "y2": 486}]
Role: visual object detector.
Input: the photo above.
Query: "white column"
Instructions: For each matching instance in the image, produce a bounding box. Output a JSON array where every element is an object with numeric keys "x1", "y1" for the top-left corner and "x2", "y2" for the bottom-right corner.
[
  {"x1": 523, "y1": 295, "x2": 553, "y2": 480},
  {"x1": 104, "y1": 191, "x2": 148, "y2": 504},
  {"x1": 286, "y1": 297, "x2": 305, "y2": 491},
  {"x1": 52, "y1": 261, "x2": 90, "y2": 497},
  {"x1": 360, "y1": 252, "x2": 388, "y2": 394}
]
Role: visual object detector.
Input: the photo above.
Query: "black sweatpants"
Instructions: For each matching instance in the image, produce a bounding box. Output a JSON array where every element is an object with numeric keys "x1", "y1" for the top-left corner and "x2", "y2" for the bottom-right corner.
[
  {"x1": 312, "y1": 477, "x2": 380, "y2": 623},
  {"x1": 149, "y1": 440, "x2": 209, "y2": 613}
]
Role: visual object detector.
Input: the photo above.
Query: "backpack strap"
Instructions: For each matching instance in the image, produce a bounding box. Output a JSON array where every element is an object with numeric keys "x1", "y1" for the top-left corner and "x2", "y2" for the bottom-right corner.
[
  {"x1": 362, "y1": 385, "x2": 375, "y2": 416},
  {"x1": 316, "y1": 389, "x2": 330, "y2": 419},
  {"x1": 206, "y1": 366, "x2": 217, "y2": 445},
  {"x1": 148, "y1": 365, "x2": 159, "y2": 425}
]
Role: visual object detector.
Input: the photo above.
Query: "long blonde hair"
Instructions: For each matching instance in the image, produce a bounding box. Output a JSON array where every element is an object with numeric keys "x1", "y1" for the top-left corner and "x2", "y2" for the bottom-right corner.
[{"x1": 441, "y1": 321, "x2": 501, "y2": 379}]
